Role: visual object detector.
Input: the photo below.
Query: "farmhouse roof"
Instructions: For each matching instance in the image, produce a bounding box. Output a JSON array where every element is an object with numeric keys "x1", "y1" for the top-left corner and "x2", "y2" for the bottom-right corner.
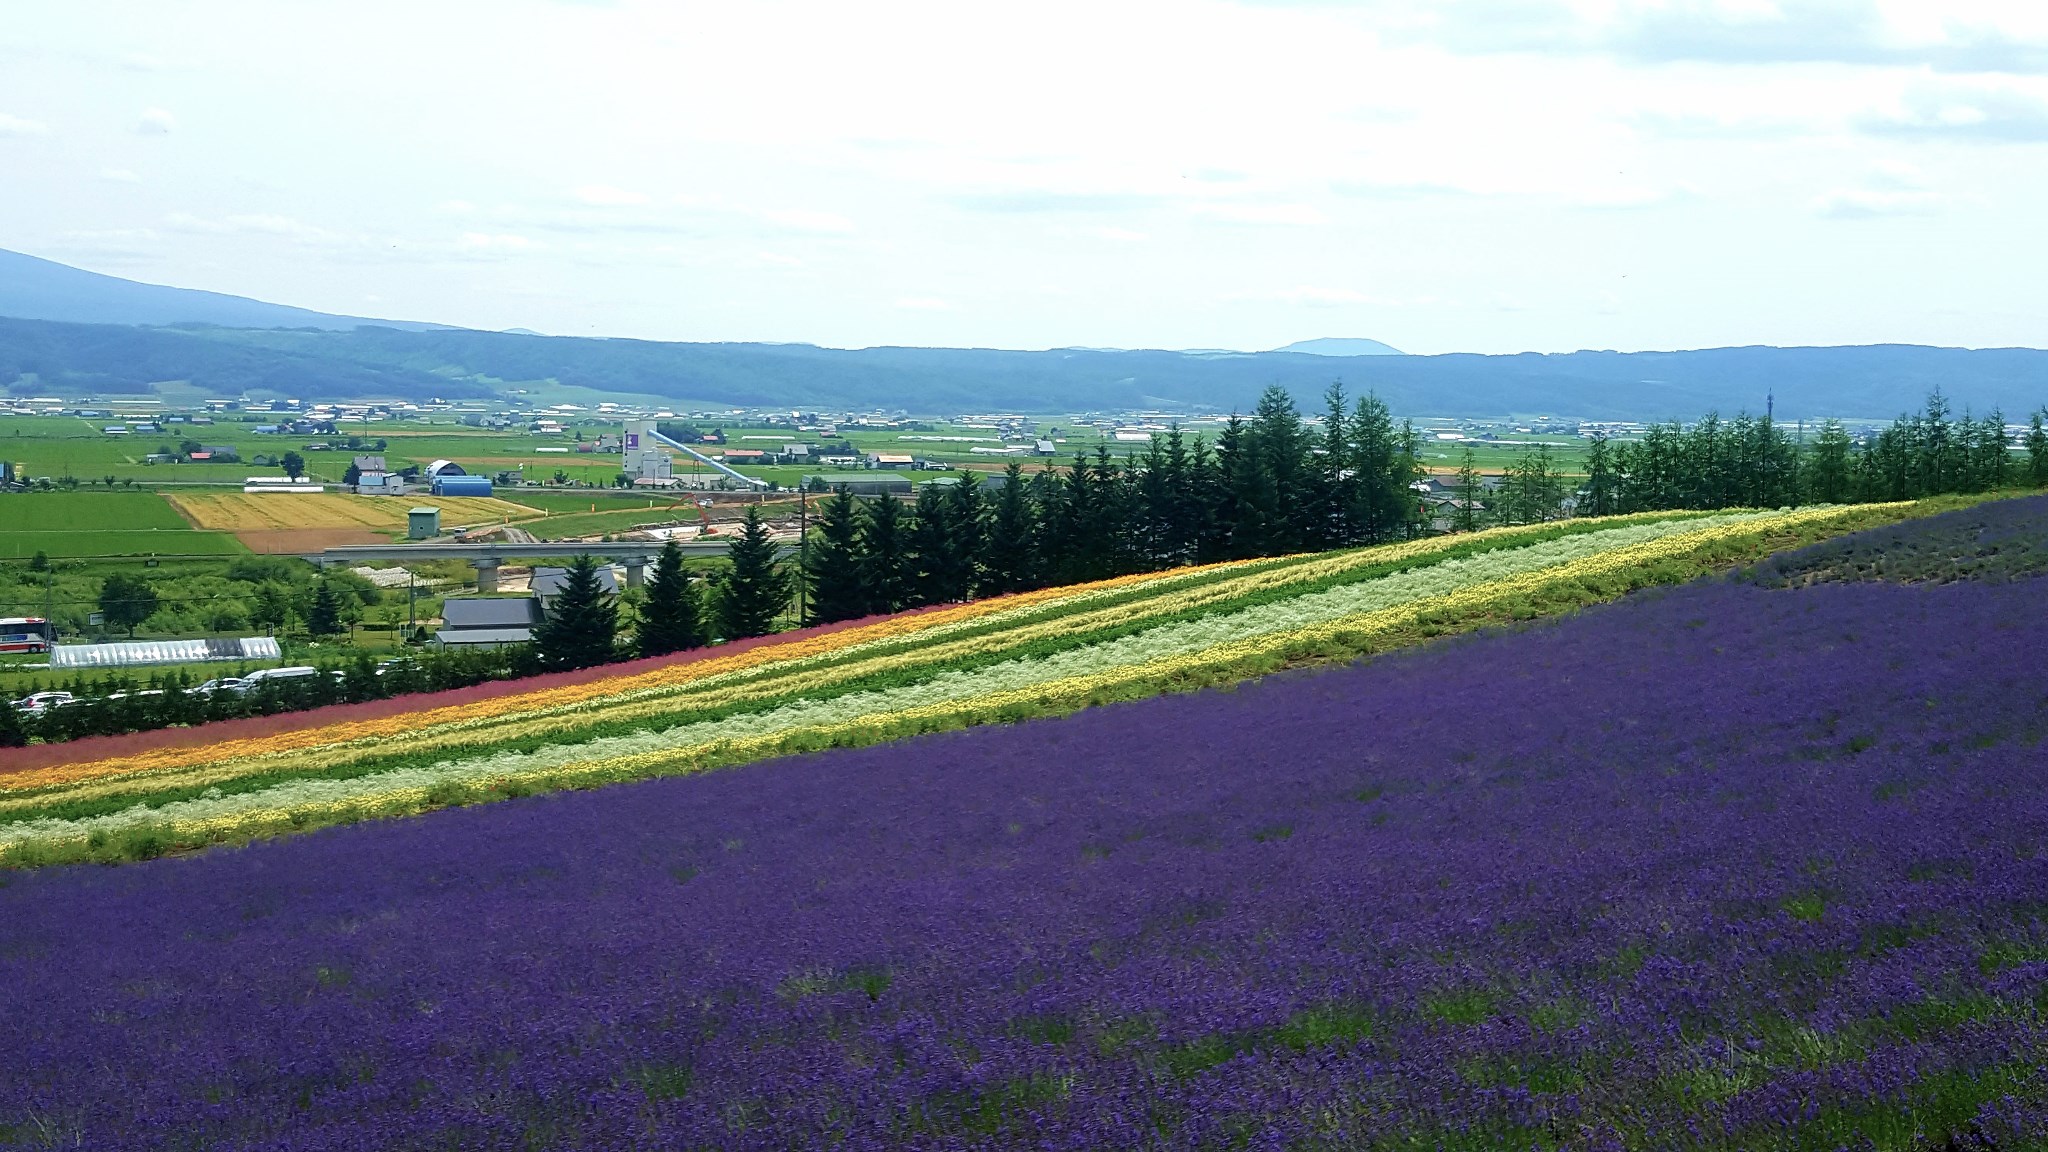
[{"x1": 440, "y1": 598, "x2": 541, "y2": 630}]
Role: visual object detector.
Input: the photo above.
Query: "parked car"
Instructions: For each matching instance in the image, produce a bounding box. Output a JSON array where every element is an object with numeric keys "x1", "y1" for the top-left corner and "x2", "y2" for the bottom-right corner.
[
  {"x1": 10, "y1": 691, "x2": 75, "y2": 714},
  {"x1": 191, "y1": 677, "x2": 249, "y2": 696}
]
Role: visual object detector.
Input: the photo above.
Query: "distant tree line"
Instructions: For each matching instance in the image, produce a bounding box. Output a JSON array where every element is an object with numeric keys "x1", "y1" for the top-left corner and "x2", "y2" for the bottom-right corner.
[{"x1": 1574, "y1": 392, "x2": 2043, "y2": 518}]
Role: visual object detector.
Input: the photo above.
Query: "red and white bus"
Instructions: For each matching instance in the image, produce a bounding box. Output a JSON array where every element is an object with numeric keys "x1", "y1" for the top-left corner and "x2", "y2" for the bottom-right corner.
[{"x1": 0, "y1": 617, "x2": 54, "y2": 654}]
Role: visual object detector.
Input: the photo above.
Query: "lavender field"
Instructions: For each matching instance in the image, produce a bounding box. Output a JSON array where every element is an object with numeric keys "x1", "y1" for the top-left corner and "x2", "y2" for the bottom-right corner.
[{"x1": 5, "y1": 506, "x2": 2048, "y2": 1149}]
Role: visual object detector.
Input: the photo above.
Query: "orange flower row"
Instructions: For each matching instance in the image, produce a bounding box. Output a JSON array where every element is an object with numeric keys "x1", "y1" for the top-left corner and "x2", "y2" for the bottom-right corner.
[{"x1": 12, "y1": 558, "x2": 1264, "y2": 793}]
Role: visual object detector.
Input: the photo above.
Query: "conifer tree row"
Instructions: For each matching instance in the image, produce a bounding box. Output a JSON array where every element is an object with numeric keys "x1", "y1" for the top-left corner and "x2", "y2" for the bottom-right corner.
[{"x1": 800, "y1": 384, "x2": 1427, "y2": 624}]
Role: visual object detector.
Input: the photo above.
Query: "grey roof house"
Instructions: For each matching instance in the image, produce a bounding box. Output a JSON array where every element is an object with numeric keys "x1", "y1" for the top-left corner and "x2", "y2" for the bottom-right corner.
[{"x1": 434, "y1": 597, "x2": 542, "y2": 647}]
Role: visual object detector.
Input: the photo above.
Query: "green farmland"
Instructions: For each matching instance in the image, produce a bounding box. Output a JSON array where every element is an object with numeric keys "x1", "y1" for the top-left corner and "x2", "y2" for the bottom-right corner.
[{"x1": 0, "y1": 491, "x2": 244, "y2": 558}]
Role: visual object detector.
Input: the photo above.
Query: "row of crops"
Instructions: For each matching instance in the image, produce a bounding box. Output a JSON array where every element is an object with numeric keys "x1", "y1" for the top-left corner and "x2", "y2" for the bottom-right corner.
[
  {"x1": 0, "y1": 499, "x2": 1958, "y2": 866},
  {"x1": 6, "y1": 494, "x2": 2046, "y2": 1148}
]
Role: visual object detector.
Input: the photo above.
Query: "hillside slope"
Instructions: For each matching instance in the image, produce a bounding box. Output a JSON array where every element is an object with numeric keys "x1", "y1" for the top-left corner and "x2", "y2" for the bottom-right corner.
[{"x1": 0, "y1": 248, "x2": 449, "y2": 332}]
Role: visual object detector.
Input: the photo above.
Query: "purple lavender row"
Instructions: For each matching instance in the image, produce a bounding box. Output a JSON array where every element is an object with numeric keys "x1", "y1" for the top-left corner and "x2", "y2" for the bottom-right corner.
[{"x1": 3, "y1": 514, "x2": 2047, "y2": 1148}]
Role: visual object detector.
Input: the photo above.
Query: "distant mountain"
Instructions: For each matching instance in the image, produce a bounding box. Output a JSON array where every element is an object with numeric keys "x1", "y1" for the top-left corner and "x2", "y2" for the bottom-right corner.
[
  {"x1": 5, "y1": 313, "x2": 2046, "y2": 419},
  {"x1": 0, "y1": 248, "x2": 451, "y2": 332},
  {"x1": 1274, "y1": 337, "x2": 1404, "y2": 356}
]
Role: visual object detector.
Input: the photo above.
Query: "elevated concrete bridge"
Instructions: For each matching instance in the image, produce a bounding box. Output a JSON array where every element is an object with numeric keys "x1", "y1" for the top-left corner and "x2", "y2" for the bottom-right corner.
[{"x1": 308, "y1": 539, "x2": 793, "y2": 593}]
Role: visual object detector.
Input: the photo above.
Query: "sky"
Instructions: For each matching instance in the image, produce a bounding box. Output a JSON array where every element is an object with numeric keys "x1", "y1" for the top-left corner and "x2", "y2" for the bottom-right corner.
[{"x1": 2, "y1": 0, "x2": 2046, "y2": 355}]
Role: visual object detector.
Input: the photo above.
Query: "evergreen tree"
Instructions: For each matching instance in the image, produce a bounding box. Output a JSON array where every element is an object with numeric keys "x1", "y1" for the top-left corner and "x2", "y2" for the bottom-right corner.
[
  {"x1": 946, "y1": 471, "x2": 989, "y2": 596},
  {"x1": 2029, "y1": 410, "x2": 2048, "y2": 487},
  {"x1": 907, "y1": 480, "x2": 962, "y2": 605},
  {"x1": 306, "y1": 579, "x2": 344, "y2": 637},
  {"x1": 637, "y1": 540, "x2": 706, "y2": 656},
  {"x1": 1214, "y1": 415, "x2": 1261, "y2": 559},
  {"x1": 1315, "y1": 382, "x2": 1359, "y2": 548},
  {"x1": 714, "y1": 506, "x2": 792, "y2": 640},
  {"x1": 983, "y1": 463, "x2": 1037, "y2": 594},
  {"x1": 533, "y1": 554, "x2": 619, "y2": 670},
  {"x1": 1452, "y1": 446, "x2": 1484, "y2": 533},
  {"x1": 1352, "y1": 393, "x2": 1416, "y2": 543},
  {"x1": 801, "y1": 486, "x2": 868, "y2": 624},
  {"x1": 1581, "y1": 433, "x2": 1619, "y2": 517},
  {"x1": 856, "y1": 490, "x2": 915, "y2": 613},
  {"x1": 1246, "y1": 386, "x2": 1308, "y2": 553},
  {"x1": 1808, "y1": 419, "x2": 1855, "y2": 504}
]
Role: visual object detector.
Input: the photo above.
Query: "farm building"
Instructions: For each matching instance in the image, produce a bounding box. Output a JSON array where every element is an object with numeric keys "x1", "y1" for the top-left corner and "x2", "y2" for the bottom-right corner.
[
  {"x1": 433, "y1": 597, "x2": 541, "y2": 648},
  {"x1": 431, "y1": 475, "x2": 494, "y2": 497},
  {"x1": 425, "y1": 460, "x2": 467, "y2": 479},
  {"x1": 803, "y1": 475, "x2": 912, "y2": 497},
  {"x1": 408, "y1": 508, "x2": 441, "y2": 539},
  {"x1": 357, "y1": 472, "x2": 407, "y2": 496},
  {"x1": 868, "y1": 453, "x2": 915, "y2": 469}
]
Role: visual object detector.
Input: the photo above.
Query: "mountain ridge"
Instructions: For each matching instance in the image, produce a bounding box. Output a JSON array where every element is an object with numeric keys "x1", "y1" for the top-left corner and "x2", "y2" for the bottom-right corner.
[{"x1": 0, "y1": 248, "x2": 452, "y2": 333}]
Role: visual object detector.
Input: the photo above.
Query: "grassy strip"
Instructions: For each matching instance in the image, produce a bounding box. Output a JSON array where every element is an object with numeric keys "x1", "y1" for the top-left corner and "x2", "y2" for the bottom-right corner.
[{"x1": 1, "y1": 500, "x2": 1939, "y2": 867}]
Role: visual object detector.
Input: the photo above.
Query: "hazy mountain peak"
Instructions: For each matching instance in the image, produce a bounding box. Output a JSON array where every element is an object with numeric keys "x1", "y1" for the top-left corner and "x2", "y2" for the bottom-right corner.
[
  {"x1": 1274, "y1": 337, "x2": 1404, "y2": 357},
  {"x1": 0, "y1": 247, "x2": 452, "y2": 333}
]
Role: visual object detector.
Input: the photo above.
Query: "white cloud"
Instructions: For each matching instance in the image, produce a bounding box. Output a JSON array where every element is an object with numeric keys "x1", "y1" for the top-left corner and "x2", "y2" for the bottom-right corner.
[
  {"x1": 574, "y1": 184, "x2": 650, "y2": 206},
  {"x1": 895, "y1": 296, "x2": 954, "y2": 311},
  {"x1": 437, "y1": 199, "x2": 478, "y2": 214},
  {"x1": 99, "y1": 167, "x2": 141, "y2": 183},
  {"x1": 164, "y1": 212, "x2": 344, "y2": 242},
  {"x1": 1188, "y1": 202, "x2": 1327, "y2": 226},
  {"x1": 136, "y1": 107, "x2": 176, "y2": 134},
  {"x1": 1813, "y1": 188, "x2": 1944, "y2": 219},
  {"x1": 460, "y1": 232, "x2": 535, "y2": 250},
  {"x1": 0, "y1": 112, "x2": 50, "y2": 136},
  {"x1": 1229, "y1": 286, "x2": 1402, "y2": 306},
  {"x1": 758, "y1": 208, "x2": 855, "y2": 234},
  {"x1": 1861, "y1": 79, "x2": 2048, "y2": 142},
  {"x1": 756, "y1": 252, "x2": 805, "y2": 267}
]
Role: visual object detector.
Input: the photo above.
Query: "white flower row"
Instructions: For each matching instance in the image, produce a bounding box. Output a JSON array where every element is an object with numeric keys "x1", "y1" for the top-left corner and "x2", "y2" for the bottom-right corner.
[{"x1": 0, "y1": 510, "x2": 1784, "y2": 854}]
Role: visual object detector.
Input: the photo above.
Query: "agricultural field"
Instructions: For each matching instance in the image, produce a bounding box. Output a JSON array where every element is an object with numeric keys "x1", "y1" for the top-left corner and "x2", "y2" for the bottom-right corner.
[
  {"x1": 2, "y1": 494, "x2": 2044, "y2": 1148},
  {"x1": 167, "y1": 492, "x2": 539, "y2": 533},
  {"x1": 0, "y1": 491, "x2": 244, "y2": 559}
]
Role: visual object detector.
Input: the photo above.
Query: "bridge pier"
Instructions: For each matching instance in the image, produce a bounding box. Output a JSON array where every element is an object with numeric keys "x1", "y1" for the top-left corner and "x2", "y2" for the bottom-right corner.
[
  {"x1": 473, "y1": 558, "x2": 501, "y2": 594},
  {"x1": 624, "y1": 558, "x2": 647, "y2": 588}
]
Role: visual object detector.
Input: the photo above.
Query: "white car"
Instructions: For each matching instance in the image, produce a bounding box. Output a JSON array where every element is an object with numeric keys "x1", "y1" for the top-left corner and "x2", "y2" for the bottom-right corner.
[{"x1": 11, "y1": 691, "x2": 75, "y2": 714}]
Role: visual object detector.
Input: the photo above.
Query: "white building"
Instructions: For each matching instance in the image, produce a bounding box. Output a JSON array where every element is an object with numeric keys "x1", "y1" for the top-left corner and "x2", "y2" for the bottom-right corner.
[{"x1": 623, "y1": 419, "x2": 672, "y2": 480}]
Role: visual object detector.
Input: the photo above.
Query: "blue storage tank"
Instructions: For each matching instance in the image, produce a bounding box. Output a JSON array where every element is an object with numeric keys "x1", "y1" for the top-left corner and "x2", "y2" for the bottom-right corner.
[{"x1": 432, "y1": 475, "x2": 494, "y2": 497}]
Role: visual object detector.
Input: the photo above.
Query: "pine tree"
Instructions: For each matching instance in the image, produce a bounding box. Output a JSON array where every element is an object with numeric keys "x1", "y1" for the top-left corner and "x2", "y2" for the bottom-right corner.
[
  {"x1": 1351, "y1": 393, "x2": 1411, "y2": 543},
  {"x1": 801, "y1": 486, "x2": 868, "y2": 624},
  {"x1": 637, "y1": 540, "x2": 705, "y2": 657},
  {"x1": 946, "y1": 471, "x2": 988, "y2": 597},
  {"x1": 2029, "y1": 410, "x2": 2048, "y2": 487},
  {"x1": 1315, "y1": 382, "x2": 1358, "y2": 548},
  {"x1": 533, "y1": 554, "x2": 619, "y2": 670},
  {"x1": 983, "y1": 463, "x2": 1036, "y2": 594},
  {"x1": 1581, "y1": 433, "x2": 1618, "y2": 517},
  {"x1": 1452, "y1": 446, "x2": 1483, "y2": 532},
  {"x1": 306, "y1": 579, "x2": 344, "y2": 637},
  {"x1": 715, "y1": 506, "x2": 792, "y2": 640},
  {"x1": 856, "y1": 490, "x2": 914, "y2": 613},
  {"x1": 1808, "y1": 420, "x2": 1855, "y2": 504},
  {"x1": 907, "y1": 480, "x2": 960, "y2": 605},
  {"x1": 1247, "y1": 386, "x2": 1307, "y2": 553}
]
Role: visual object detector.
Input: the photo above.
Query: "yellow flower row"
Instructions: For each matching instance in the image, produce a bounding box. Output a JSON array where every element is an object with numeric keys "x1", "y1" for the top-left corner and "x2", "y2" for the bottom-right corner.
[
  {"x1": 9, "y1": 560, "x2": 1264, "y2": 792},
  {"x1": 39, "y1": 508, "x2": 1874, "y2": 854},
  {"x1": 1, "y1": 509, "x2": 1784, "y2": 805}
]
